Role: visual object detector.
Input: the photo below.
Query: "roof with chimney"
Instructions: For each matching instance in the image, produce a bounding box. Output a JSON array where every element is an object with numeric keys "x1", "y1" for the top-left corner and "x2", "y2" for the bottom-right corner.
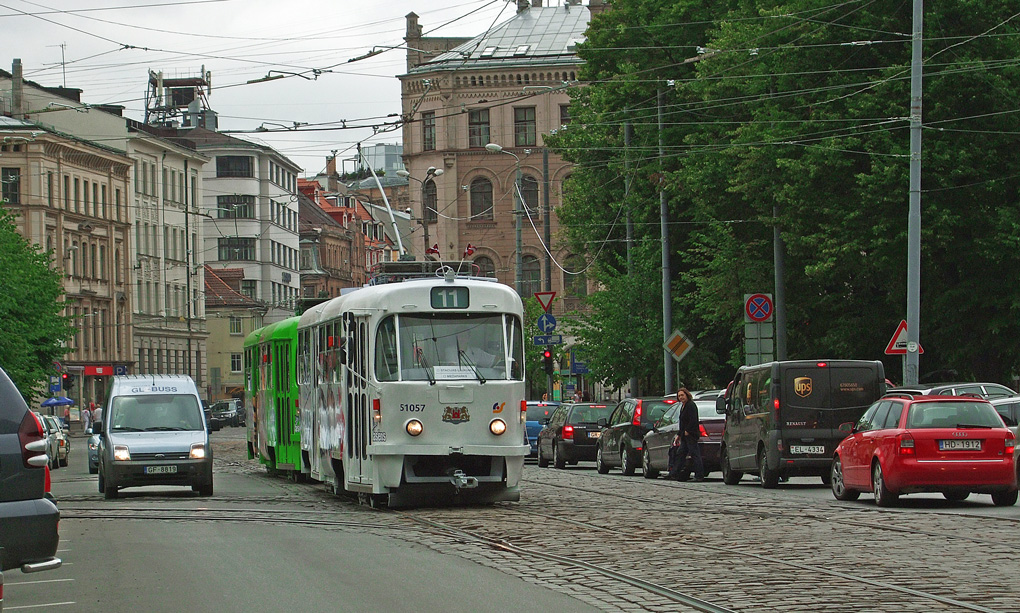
[
  {"x1": 204, "y1": 267, "x2": 263, "y2": 309},
  {"x1": 407, "y1": 4, "x2": 589, "y2": 74}
]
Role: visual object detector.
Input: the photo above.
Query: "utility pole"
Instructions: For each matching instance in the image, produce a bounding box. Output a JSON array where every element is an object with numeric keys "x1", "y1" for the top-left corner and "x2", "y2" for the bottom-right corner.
[
  {"x1": 543, "y1": 148, "x2": 551, "y2": 292},
  {"x1": 658, "y1": 87, "x2": 674, "y2": 396},
  {"x1": 905, "y1": 0, "x2": 924, "y2": 384},
  {"x1": 774, "y1": 204, "x2": 787, "y2": 360},
  {"x1": 625, "y1": 118, "x2": 638, "y2": 397}
]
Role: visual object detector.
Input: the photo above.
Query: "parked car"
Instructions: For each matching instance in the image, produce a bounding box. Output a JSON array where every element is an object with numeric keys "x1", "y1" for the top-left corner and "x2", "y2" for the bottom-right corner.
[
  {"x1": 891, "y1": 382, "x2": 1016, "y2": 400},
  {"x1": 43, "y1": 415, "x2": 69, "y2": 467},
  {"x1": 595, "y1": 397, "x2": 678, "y2": 475},
  {"x1": 32, "y1": 412, "x2": 60, "y2": 470},
  {"x1": 692, "y1": 389, "x2": 725, "y2": 400},
  {"x1": 524, "y1": 401, "x2": 559, "y2": 457},
  {"x1": 87, "y1": 430, "x2": 100, "y2": 474},
  {"x1": 0, "y1": 365, "x2": 61, "y2": 574},
  {"x1": 642, "y1": 399, "x2": 725, "y2": 478},
  {"x1": 831, "y1": 394, "x2": 1017, "y2": 507},
  {"x1": 202, "y1": 400, "x2": 220, "y2": 432},
  {"x1": 990, "y1": 396, "x2": 1020, "y2": 438},
  {"x1": 536, "y1": 403, "x2": 615, "y2": 468},
  {"x1": 211, "y1": 399, "x2": 243, "y2": 427}
]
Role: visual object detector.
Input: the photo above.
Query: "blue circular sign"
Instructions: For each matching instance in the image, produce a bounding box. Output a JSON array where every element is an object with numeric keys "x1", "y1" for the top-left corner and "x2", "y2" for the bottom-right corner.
[{"x1": 537, "y1": 313, "x2": 557, "y2": 333}]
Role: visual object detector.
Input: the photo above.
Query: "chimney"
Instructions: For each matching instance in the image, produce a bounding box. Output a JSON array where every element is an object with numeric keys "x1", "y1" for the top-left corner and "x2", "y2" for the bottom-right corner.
[
  {"x1": 12, "y1": 58, "x2": 24, "y2": 119},
  {"x1": 589, "y1": 0, "x2": 611, "y2": 15},
  {"x1": 517, "y1": 0, "x2": 530, "y2": 13}
]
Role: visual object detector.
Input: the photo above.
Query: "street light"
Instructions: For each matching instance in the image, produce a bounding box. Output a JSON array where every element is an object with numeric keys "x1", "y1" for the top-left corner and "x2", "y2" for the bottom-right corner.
[
  {"x1": 396, "y1": 166, "x2": 444, "y2": 258},
  {"x1": 485, "y1": 143, "x2": 523, "y2": 293}
]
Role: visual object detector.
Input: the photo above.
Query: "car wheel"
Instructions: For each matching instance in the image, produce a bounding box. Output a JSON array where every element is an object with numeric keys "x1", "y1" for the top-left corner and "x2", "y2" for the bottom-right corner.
[
  {"x1": 104, "y1": 479, "x2": 119, "y2": 500},
  {"x1": 991, "y1": 490, "x2": 1018, "y2": 507},
  {"x1": 757, "y1": 446, "x2": 779, "y2": 489},
  {"x1": 59, "y1": 457, "x2": 68, "y2": 467},
  {"x1": 872, "y1": 461, "x2": 897, "y2": 507},
  {"x1": 89, "y1": 463, "x2": 98, "y2": 475},
  {"x1": 50, "y1": 455, "x2": 59, "y2": 470},
  {"x1": 98, "y1": 470, "x2": 105, "y2": 493},
  {"x1": 620, "y1": 448, "x2": 636, "y2": 476},
  {"x1": 595, "y1": 445, "x2": 610, "y2": 474},
  {"x1": 537, "y1": 443, "x2": 550, "y2": 468},
  {"x1": 195, "y1": 483, "x2": 214, "y2": 497},
  {"x1": 721, "y1": 447, "x2": 743, "y2": 485},
  {"x1": 830, "y1": 456, "x2": 860, "y2": 501},
  {"x1": 943, "y1": 491, "x2": 970, "y2": 502},
  {"x1": 642, "y1": 449, "x2": 659, "y2": 479},
  {"x1": 553, "y1": 442, "x2": 566, "y2": 469}
]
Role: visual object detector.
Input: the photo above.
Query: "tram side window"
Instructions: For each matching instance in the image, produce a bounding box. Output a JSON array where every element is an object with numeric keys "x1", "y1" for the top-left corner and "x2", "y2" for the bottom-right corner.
[
  {"x1": 506, "y1": 314, "x2": 524, "y2": 381},
  {"x1": 318, "y1": 326, "x2": 328, "y2": 386},
  {"x1": 330, "y1": 321, "x2": 343, "y2": 384},
  {"x1": 375, "y1": 316, "x2": 398, "y2": 381}
]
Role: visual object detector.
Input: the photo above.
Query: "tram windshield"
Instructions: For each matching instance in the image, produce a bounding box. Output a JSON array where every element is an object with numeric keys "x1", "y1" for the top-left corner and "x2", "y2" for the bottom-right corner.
[{"x1": 376, "y1": 313, "x2": 524, "y2": 382}]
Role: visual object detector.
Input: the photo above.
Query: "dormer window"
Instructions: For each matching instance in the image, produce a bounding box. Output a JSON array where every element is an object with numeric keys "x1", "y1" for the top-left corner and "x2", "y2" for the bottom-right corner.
[{"x1": 513, "y1": 45, "x2": 530, "y2": 57}]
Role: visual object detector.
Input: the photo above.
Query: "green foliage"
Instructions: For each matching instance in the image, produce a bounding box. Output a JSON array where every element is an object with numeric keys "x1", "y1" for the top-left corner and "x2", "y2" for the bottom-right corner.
[
  {"x1": 0, "y1": 207, "x2": 75, "y2": 397},
  {"x1": 551, "y1": 0, "x2": 1020, "y2": 386}
]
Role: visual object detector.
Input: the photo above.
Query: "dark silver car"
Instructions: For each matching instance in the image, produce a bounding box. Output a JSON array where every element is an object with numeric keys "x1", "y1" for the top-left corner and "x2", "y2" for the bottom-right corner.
[{"x1": 0, "y1": 365, "x2": 62, "y2": 576}]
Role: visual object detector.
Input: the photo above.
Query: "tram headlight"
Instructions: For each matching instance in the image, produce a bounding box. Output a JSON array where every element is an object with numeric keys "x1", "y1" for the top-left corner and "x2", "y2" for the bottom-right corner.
[
  {"x1": 113, "y1": 445, "x2": 131, "y2": 461},
  {"x1": 406, "y1": 419, "x2": 424, "y2": 436},
  {"x1": 489, "y1": 419, "x2": 507, "y2": 436}
]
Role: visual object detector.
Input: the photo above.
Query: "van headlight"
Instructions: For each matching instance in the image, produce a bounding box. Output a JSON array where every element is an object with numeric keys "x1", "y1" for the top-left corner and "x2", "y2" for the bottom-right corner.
[
  {"x1": 190, "y1": 443, "x2": 207, "y2": 459},
  {"x1": 113, "y1": 445, "x2": 131, "y2": 461}
]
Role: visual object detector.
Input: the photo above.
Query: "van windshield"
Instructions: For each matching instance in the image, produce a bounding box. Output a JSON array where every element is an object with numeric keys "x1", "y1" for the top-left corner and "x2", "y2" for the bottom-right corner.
[{"x1": 110, "y1": 395, "x2": 204, "y2": 432}]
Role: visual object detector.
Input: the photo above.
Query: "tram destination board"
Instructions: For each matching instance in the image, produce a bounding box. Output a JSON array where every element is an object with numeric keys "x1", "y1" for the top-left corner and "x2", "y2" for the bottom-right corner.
[{"x1": 431, "y1": 287, "x2": 469, "y2": 309}]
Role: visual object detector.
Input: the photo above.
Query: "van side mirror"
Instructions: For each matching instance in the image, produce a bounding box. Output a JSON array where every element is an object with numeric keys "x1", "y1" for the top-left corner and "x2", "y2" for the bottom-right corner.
[{"x1": 715, "y1": 396, "x2": 727, "y2": 415}]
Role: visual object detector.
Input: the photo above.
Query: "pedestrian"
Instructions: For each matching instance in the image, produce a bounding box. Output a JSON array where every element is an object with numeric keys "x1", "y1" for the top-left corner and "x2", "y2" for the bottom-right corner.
[
  {"x1": 63, "y1": 405, "x2": 71, "y2": 428},
  {"x1": 667, "y1": 387, "x2": 705, "y2": 482},
  {"x1": 82, "y1": 405, "x2": 91, "y2": 431},
  {"x1": 92, "y1": 403, "x2": 103, "y2": 429},
  {"x1": 541, "y1": 392, "x2": 549, "y2": 402}
]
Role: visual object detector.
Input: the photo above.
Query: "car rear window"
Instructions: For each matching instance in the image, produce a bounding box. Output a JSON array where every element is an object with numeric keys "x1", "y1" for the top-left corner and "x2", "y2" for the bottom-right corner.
[
  {"x1": 906, "y1": 402, "x2": 1003, "y2": 429},
  {"x1": 642, "y1": 401, "x2": 676, "y2": 422},
  {"x1": 526, "y1": 403, "x2": 557, "y2": 422},
  {"x1": 567, "y1": 404, "x2": 613, "y2": 425},
  {"x1": 695, "y1": 400, "x2": 719, "y2": 419}
]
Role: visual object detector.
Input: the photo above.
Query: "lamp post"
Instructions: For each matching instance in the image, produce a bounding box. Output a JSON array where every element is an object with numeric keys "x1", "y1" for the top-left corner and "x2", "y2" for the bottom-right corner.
[
  {"x1": 396, "y1": 166, "x2": 444, "y2": 258},
  {"x1": 485, "y1": 143, "x2": 523, "y2": 292}
]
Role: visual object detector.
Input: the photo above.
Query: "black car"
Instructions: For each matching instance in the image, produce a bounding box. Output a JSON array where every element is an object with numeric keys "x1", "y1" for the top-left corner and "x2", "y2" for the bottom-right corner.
[
  {"x1": 596, "y1": 397, "x2": 678, "y2": 475},
  {"x1": 0, "y1": 365, "x2": 61, "y2": 575},
  {"x1": 211, "y1": 399, "x2": 243, "y2": 427},
  {"x1": 536, "y1": 403, "x2": 615, "y2": 468}
]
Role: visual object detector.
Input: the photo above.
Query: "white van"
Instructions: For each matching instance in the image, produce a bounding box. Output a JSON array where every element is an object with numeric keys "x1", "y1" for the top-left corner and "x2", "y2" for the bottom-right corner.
[{"x1": 95, "y1": 375, "x2": 213, "y2": 499}]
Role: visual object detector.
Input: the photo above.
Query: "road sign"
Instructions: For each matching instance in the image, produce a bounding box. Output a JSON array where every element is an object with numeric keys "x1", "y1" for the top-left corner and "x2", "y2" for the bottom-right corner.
[
  {"x1": 533, "y1": 335, "x2": 563, "y2": 346},
  {"x1": 49, "y1": 375, "x2": 60, "y2": 394},
  {"x1": 663, "y1": 329, "x2": 694, "y2": 363},
  {"x1": 570, "y1": 349, "x2": 589, "y2": 375},
  {"x1": 744, "y1": 293, "x2": 774, "y2": 323},
  {"x1": 53, "y1": 361, "x2": 62, "y2": 372},
  {"x1": 537, "y1": 313, "x2": 557, "y2": 333},
  {"x1": 884, "y1": 320, "x2": 924, "y2": 355},
  {"x1": 534, "y1": 291, "x2": 556, "y2": 312}
]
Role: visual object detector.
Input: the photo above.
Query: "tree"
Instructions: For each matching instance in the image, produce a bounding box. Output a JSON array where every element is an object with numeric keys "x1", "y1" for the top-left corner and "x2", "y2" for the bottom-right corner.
[
  {"x1": 550, "y1": 0, "x2": 1020, "y2": 385},
  {"x1": 0, "y1": 207, "x2": 75, "y2": 397}
]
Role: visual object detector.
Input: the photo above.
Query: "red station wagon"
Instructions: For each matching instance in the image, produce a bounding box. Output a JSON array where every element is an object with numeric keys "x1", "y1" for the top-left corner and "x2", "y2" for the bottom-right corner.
[{"x1": 831, "y1": 394, "x2": 1018, "y2": 507}]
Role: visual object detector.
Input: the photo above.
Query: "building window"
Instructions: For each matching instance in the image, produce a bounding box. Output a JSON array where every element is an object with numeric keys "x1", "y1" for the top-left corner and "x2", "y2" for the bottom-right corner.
[
  {"x1": 230, "y1": 353, "x2": 242, "y2": 373},
  {"x1": 240, "y1": 280, "x2": 257, "y2": 299},
  {"x1": 520, "y1": 174, "x2": 539, "y2": 216},
  {"x1": 474, "y1": 256, "x2": 496, "y2": 278},
  {"x1": 521, "y1": 255, "x2": 541, "y2": 297},
  {"x1": 422, "y1": 112, "x2": 436, "y2": 151},
  {"x1": 216, "y1": 156, "x2": 254, "y2": 178},
  {"x1": 468, "y1": 109, "x2": 490, "y2": 148},
  {"x1": 1, "y1": 168, "x2": 20, "y2": 204},
  {"x1": 217, "y1": 194, "x2": 255, "y2": 218},
  {"x1": 229, "y1": 316, "x2": 242, "y2": 335},
  {"x1": 423, "y1": 179, "x2": 438, "y2": 224},
  {"x1": 560, "y1": 104, "x2": 571, "y2": 127},
  {"x1": 514, "y1": 107, "x2": 537, "y2": 147},
  {"x1": 564, "y1": 254, "x2": 587, "y2": 298},
  {"x1": 469, "y1": 178, "x2": 493, "y2": 220},
  {"x1": 218, "y1": 237, "x2": 256, "y2": 261}
]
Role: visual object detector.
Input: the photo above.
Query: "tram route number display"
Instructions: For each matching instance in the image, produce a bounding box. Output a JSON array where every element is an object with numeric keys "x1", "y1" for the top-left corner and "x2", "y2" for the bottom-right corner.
[
  {"x1": 400, "y1": 404, "x2": 426, "y2": 412},
  {"x1": 431, "y1": 287, "x2": 470, "y2": 309}
]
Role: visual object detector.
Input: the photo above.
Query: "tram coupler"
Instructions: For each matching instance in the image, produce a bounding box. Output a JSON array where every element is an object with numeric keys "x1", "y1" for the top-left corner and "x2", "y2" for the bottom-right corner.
[{"x1": 450, "y1": 469, "x2": 478, "y2": 491}]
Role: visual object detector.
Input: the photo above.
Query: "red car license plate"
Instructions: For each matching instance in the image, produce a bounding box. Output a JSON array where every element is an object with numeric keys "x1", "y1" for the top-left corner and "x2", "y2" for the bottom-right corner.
[{"x1": 938, "y1": 439, "x2": 981, "y2": 451}]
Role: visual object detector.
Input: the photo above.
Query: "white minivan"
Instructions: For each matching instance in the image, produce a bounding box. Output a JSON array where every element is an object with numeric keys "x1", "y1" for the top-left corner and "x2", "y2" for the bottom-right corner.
[{"x1": 95, "y1": 375, "x2": 213, "y2": 499}]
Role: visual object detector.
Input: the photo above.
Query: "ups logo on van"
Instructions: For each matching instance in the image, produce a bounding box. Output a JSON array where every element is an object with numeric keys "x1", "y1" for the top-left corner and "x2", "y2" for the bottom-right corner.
[{"x1": 794, "y1": 377, "x2": 813, "y2": 397}]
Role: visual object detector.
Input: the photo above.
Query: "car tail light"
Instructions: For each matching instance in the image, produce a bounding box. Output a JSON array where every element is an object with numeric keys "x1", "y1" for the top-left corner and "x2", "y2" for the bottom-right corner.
[
  {"x1": 699, "y1": 424, "x2": 708, "y2": 437},
  {"x1": 898, "y1": 433, "x2": 915, "y2": 455},
  {"x1": 19, "y1": 412, "x2": 47, "y2": 468},
  {"x1": 45, "y1": 464, "x2": 51, "y2": 493},
  {"x1": 372, "y1": 398, "x2": 381, "y2": 423},
  {"x1": 563, "y1": 424, "x2": 574, "y2": 440},
  {"x1": 633, "y1": 403, "x2": 643, "y2": 426},
  {"x1": 1005, "y1": 432, "x2": 1015, "y2": 455},
  {"x1": 520, "y1": 400, "x2": 527, "y2": 423}
]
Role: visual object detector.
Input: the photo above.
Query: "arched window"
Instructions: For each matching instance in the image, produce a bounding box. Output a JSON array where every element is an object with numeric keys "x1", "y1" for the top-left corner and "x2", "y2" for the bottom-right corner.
[
  {"x1": 423, "y1": 179, "x2": 438, "y2": 224},
  {"x1": 470, "y1": 178, "x2": 493, "y2": 220},
  {"x1": 564, "y1": 254, "x2": 587, "y2": 298},
  {"x1": 474, "y1": 256, "x2": 496, "y2": 278},
  {"x1": 520, "y1": 174, "x2": 539, "y2": 216},
  {"x1": 521, "y1": 255, "x2": 541, "y2": 297}
]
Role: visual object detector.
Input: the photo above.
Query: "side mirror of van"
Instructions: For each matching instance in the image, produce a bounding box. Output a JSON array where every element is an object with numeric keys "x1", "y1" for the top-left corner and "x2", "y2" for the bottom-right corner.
[
  {"x1": 715, "y1": 395, "x2": 727, "y2": 415},
  {"x1": 838, "y1": 421, "x2": 855, "y2": 435}
]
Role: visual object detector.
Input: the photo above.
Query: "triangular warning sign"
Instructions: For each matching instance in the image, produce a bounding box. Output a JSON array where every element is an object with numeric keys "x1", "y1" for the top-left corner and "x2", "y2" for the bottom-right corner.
[
  {"x1": 884, "y1": 320, "x2": 924, "y2": 355},
  {"x1": 534, "y1": 291, "x2": 556, "y2": 312}
]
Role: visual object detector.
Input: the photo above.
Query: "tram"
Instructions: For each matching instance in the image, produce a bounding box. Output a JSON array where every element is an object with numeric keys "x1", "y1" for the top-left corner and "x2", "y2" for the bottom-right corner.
[{"x1": 246, "y1": 261, "x2": 528, "y2": 507}]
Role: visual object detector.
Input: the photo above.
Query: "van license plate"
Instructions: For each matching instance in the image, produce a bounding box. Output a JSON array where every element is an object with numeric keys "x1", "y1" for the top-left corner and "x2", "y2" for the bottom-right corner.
[
  {"x1": 144, "y1": 465, "x2": 178, "y2": 474},
  {"x1": 790, "y1": 445, "x2": 825, "y2": 454},
  {"x1": 939, "y1": 439, "x2": 981, "y2": 451}
]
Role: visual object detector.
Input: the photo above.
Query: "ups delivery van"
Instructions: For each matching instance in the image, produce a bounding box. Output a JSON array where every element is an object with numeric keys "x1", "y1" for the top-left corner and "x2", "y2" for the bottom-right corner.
[{"x1": 716, "y1": 360, "x2": 885, "y2": 488}]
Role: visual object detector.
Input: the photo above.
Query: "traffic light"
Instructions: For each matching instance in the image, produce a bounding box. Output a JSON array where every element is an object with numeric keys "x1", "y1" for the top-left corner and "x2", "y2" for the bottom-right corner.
[
  {"x1": 62, "y1": 373, "x2": 75, "y2": 391},
  {"x1": 543, "y1": 350, "x2": 553, "y2": 375}
]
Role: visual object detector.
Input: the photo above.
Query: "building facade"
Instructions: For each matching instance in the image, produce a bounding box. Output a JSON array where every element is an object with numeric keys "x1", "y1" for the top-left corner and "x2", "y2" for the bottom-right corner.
[
  {"x1": 399, "y1": 2, "x2": 591, "y2": 314},
  {"x1": 296, "y1": 182, "x2": 364, "y2": 297},
  {"x1": 204, "y1": 266, "x2": 265, "y2": 402}
]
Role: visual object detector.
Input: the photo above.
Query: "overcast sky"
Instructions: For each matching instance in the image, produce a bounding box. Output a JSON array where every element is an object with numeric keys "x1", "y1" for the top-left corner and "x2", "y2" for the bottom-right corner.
[{"x1": 3, "y1": 0, "x2": 520, "y2": 176}]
